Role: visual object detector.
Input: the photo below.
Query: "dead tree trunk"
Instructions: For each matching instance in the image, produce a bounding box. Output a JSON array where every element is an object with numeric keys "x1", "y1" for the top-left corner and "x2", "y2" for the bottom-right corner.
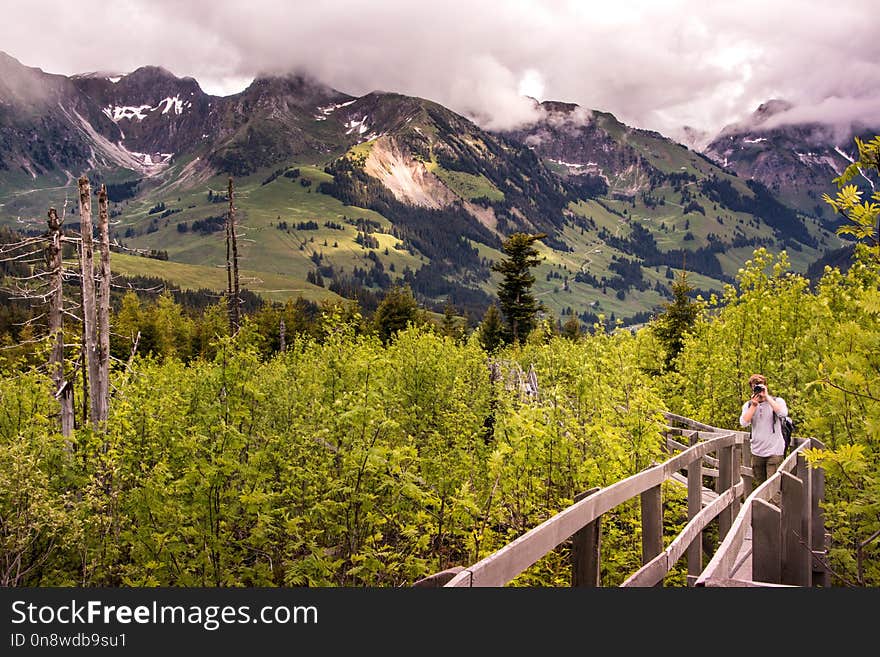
[
  {"x1": 226, "y1": 177, "x2": 240, "y2": 333},
  {"x1": 96, "y1": 185, "x2": 111, "y2": 425},
  {"x1": 78, "y1": 176, "x2": 101, "y2": 430},
  {"x1": 46, "y1": 208, "x2": 74, "y2": 438},
  {"x1": 279, "y1": 317, "x2": 286, "y2": 352},
  {"x1": 225, "y1": 184, "x2": 233, "y2": 332}
]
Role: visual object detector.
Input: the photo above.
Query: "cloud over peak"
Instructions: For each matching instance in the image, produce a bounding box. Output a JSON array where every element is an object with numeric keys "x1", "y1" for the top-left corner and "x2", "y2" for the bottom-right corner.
[{"x1": 1, "y1": 0, "x2": 878, "y2": 138}]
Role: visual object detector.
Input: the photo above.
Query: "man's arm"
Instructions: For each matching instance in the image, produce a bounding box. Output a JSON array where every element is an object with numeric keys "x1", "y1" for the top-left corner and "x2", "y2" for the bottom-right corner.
[
  {"x1": 739, "y1": 398, "x2": 758, "y2": 427},
  {"x1": 767, "y1": 395, "x2": 788, "y2": 417}
]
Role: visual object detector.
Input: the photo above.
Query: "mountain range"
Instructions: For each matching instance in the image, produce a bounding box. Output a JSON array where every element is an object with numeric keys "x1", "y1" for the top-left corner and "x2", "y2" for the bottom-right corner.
[{"x1": 1, "y1": 51, "x2": 875, "y2": 325}]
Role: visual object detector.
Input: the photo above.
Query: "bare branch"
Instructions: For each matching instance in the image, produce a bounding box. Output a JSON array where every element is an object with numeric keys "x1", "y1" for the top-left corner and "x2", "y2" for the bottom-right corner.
[
  {"x1": 820, "y1": 377, "x2": 880, "y2": 403},
  {"x1": 0, "y1": 247, "x2": 47, "y2": 263}
]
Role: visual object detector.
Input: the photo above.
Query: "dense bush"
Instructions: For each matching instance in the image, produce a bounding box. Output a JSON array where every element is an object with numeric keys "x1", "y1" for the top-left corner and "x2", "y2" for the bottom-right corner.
[{"x1": 1, "y1": 246, "x2": 878, "y2": 587}]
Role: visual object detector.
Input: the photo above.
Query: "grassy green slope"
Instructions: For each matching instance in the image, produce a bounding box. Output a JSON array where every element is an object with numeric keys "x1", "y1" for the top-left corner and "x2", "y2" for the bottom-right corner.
[
  {"x1": 110, "y1": 161, "x2": 425, "y2": 305},
  {"x1": 109, "y1": 252, "x2": 341, "y2": 304}
]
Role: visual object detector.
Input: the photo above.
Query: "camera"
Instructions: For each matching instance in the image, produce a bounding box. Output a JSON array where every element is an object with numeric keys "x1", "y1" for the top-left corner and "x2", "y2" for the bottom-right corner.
[{"x1": 752, "y1": 384, "x2": 766, "y2": 395}]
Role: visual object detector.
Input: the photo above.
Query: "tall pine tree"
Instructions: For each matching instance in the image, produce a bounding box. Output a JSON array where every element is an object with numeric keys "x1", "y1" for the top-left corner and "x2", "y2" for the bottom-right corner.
[
  {"x1": 492, "y1": 232, "x2": 546, "y2": 344},
  {"x1": 653, "y1": 270, "x2": 699, "y2": 370}
]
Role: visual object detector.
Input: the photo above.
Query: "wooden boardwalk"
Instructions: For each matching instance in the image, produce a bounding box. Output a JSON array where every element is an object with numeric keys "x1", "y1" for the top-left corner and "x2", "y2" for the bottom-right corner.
[{"x1": 415, "y1": 412, "x2": 828, "y2": 588}]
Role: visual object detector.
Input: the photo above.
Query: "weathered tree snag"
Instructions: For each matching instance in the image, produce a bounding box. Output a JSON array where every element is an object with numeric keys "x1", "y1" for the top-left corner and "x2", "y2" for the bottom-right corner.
[
  {"x1": 227, "y1": 177, "x2": 241, "y2": 333},
  {"x1": 78, "y1": 176, "x2": 101, "y2": 430},
  {"x1": 46, "y1": 207, "x2": 74, "y2": 438},
  {"x1": 225, "y1": 187, "x2": 233, "y2": 330}
]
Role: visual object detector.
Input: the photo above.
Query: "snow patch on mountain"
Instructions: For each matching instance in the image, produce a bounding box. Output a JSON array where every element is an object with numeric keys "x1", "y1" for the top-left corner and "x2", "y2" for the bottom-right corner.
[
  {"x1": 130, "y1": 152, "x2": 174, "y2": 167},
  {"x1": 102, "y1": 96, "x2": 192, "y2": 122},
  {"x1": 158, "y1": 95, "x2": 189, "y2": 115},
  {"x1": 345, "y1": 116, "x2": 370, "y2": 136},
  {"x1": 548, "y1": 157, "x2": 598, "y2": 169},
  {"x1": 104, "y1": 104, "x2": 152, "y2": 121},
  {"x1": 314, "y1": 99, "x2": 356, "y2": 120},
  {"x1": 834, "y1": 146, "x2": 854, "y2": 163},
  {"x1": 835, "y1": 146, "x2": 877, "y2": 190},
  {"x1": 552, "y1": 159, "x2": 583, "y2": 168}
]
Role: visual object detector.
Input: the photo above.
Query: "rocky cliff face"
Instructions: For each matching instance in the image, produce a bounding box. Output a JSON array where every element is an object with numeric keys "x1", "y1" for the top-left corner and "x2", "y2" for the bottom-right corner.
[
  {"x1": 499, "y1": 100, "x2": 656, "y2": 198},
  {"x1": 72, "y1": 66, "x2": 217, "y2": 161},
  {"x1": 0, "y1": 52, "x2": 120, "y2": 177}
]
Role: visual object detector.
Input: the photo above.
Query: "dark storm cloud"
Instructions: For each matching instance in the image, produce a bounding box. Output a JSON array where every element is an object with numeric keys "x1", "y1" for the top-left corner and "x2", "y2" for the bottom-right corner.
[{"x1": 2, "y1": 0, "x2": 877, "y2": 139}]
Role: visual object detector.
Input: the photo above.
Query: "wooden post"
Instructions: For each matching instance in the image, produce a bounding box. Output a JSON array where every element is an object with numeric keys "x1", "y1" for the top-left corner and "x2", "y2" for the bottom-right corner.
[
  {"x1": 811, "y1": 457, "x2": 829, "y2": 587},
  {"x1": 80, "y1": 343, "x2": 87, "y2": 428},
  {"x1": 640, "y1": 484, "x2": 663, "y2": 571},
  {"x1": 687, "y1": 433, "x2": 702, "y2": 585},
  {"x1": 731, "y1": 440, "x2": 742, "y2": 519},
  {"x1": 742, "y1": 437, "x2": 753, "y2": 498},
  {"x1": 717, "y1": 444, "x2": 734, "y2": 540},
  {"x1": 46, "y1": 208, "x2": 74, "y2": 438},
  {"x1": 753, "y1": 498, "x2": 781, "y2": 584},
  {"x1": 796, "y1": 451, "x2": 811, "y2": 585},
  {"x1": 78, "y1": 176, "x2": 100, "y2": 430},
  {"x1": 225, "y1": 185, "x2": 233, "y2": 331},
  {"x1": 571, "y1": 487, "x2": 601, "y2": 587},
  {"x1": 96, "y1": 185, "x2": 111, "y2": 425},
  {"x1": 780, "y1": 471, "x2": 809, "y2": 586}
]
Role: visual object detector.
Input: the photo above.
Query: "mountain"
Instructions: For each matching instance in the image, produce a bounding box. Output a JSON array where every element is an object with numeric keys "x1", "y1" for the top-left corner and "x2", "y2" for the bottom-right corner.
[
  {"x1": 0, "y1": 51, "x2": 124, "y2": 178},
  {"x1": 703, "y1": 99, "x2": 880, "y2": 224},
  {"x1": 501, "y1": 100, "x2": 655, "y2": 198},
  {"x1": 70, "y1": 66, "x2": 217, "y2": 168},
  {"x1": 498, "y1": 98, "x2": 833, "y2": 256},
  {"x1": 0, "y1": 52, "x2": 847, "y2": 325}
]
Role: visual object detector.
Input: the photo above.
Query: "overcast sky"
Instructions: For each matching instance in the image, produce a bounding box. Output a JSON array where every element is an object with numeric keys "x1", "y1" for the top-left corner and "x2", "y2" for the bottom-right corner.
[{"x1": 2, "y1": 0, "x2": 878, "y2": 142}]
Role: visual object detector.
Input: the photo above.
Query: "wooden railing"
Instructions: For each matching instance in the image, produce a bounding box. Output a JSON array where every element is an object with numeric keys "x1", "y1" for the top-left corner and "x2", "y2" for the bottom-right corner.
[
  {"x1": 697, "y1": 435, "x2": 828, "y2": 587},
  {"x1": 419, "y1": 412, "x2": 827, "y2": 588}
]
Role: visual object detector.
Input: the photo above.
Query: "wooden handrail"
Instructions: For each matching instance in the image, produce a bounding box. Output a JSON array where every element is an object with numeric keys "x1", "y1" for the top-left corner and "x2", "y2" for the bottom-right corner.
[
  {"x1": 661, "y1": 412, "x2": 730, "y2": 433},
  {"x1": 623, "y1": 480, "x2": 744, "y2": 586},
  {"x1": 445, "y1": 429, "x2": 740, "y2": 587},
  {"x1": 697, "y1": 437, "x2": 826, "y2": 587},
  {"x1": 437, "y1": 415, "x2": 826, "y2": 588}
]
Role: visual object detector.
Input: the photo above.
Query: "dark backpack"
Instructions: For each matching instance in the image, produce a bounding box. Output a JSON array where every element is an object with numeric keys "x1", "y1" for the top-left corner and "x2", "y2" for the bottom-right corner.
[{"x1": 775, "y1": 413, "x2": 794, "y2": 454}]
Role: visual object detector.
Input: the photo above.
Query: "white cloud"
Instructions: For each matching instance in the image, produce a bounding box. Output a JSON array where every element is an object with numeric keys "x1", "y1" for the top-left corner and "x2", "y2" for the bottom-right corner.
[
  {"x1": 2, "y1": 0, "x2": 878, "y2": 137},
  {"x1": 518, "y1": 69, "x2": 545, "y2": 101}
]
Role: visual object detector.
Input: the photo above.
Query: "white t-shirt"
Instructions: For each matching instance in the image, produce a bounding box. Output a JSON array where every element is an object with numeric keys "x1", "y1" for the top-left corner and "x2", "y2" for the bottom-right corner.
[{"x1": 739, "y1": 397, "x2": 788, "y2": 457}]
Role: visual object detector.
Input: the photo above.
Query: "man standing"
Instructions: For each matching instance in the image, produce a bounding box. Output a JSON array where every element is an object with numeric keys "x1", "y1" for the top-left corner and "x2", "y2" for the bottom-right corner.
[{"x1": 739, "y1": 373, "x2": 789, "y2": 489}]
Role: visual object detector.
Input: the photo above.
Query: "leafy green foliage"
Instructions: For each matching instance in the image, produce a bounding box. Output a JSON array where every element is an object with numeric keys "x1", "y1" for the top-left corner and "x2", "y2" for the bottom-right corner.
[
  {"x1": 824, "y1": 136, "x2": 880, "y2": 260},
  {"x1": 3, "y1": 196, "x2": 879, "y2": 586},
  {"x1": 671, "y1": 246, "x2": 880, "y2": 585},
  {"x1": 1, "y1": 303, "x2": 677, "y2": 587}
]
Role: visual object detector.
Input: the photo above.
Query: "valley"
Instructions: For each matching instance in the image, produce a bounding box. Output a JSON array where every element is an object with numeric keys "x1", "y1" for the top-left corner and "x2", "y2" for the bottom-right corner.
[{"x1": 0, "y1": 51, "x2": 863, "y2": 326}]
